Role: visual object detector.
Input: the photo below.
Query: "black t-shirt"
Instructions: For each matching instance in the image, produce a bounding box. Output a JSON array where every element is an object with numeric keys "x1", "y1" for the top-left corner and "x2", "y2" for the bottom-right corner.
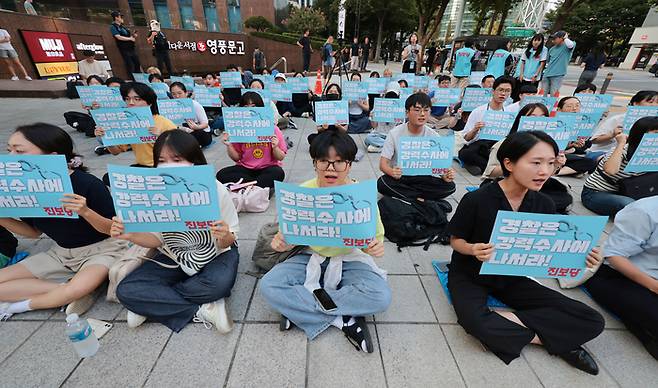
[
  {"x1": 361, "y1": 42, "x2": 371, "y2": 55},
  {"x1": 298, "y1": 36, "x2": 311, "y2": 53},
  {"x1": 254, "y1": 51, "x2": 265, "y2": 67},
  {"x1": 351, "y1": 43, "x2": 359, "y2": 56},
  {"x1": 22, "y1": 170, "x2": 115, "y2": 249},
  {"x1": 447, "y1": 181, "x2": 555, "y2": 275},
  {"x1": 583, "y1": 54, "x2": 606, "y2": 71}
]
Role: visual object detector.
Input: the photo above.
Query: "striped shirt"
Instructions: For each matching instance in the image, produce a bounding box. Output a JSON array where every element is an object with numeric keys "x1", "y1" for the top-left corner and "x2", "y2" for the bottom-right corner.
[{"x1": 584, "y1": 146, "x2": 644, "y2": 192}]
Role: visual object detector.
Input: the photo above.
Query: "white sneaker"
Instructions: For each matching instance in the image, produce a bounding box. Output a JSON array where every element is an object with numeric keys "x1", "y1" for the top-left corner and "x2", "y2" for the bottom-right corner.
[
  {"x1": 194, "y1": 299, "x2": 233, "y2": 333},
  {"x1": 0, "y1": 302, "x2": 12, "y2": 321},
  {"x1": 367, "y1": 145, "x2": 381, "y2": 153},
  {"x1": 301, "y1": 112, "x2": 310, "y2": 118},
  {"x1": 65, "y1": 293, "x2": 96, "y2": 316},
  {"x1": 24, "y1": 76, "x2": 32, "y2": 81},
  {"x1": 10, "y1": 76, "x2": 19, "y2": 81},
  {"x1": 354, "y1": 148, "x2": 366, "y2": 162},
  {"x1": 127, "y1": 311, "x2": 147, "y2": 328}
]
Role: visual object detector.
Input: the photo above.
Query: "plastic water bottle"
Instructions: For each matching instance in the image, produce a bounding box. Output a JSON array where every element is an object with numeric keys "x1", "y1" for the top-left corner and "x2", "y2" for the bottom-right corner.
[{"x1": 65, "y1": 314, "x2": 99, "y2": 358}]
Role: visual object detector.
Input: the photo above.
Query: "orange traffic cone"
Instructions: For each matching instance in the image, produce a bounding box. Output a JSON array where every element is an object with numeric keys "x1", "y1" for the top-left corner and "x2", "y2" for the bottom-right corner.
[{"x1": 314, "y1": 69, "x2": 323, "y2": 95}]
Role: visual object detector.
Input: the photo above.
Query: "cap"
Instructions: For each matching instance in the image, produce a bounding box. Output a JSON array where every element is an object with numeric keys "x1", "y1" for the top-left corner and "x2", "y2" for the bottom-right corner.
[
  {"x1": 111, "y1": 10, "x2": 122, "y2": 18},
  {"x1": 550, "y1": 31, "x2": 567, "y2": 39},
  {"x1": 385, "y1": 81, "x2": 400, "y2": 96},
  {"x1": 274, "y1": 73, "x2": 287, "y2": 81}
]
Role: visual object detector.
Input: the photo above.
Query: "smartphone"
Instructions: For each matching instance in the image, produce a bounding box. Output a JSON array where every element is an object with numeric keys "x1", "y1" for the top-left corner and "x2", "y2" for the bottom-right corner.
[
  {"x1": 313, "y1": 288, "x2": 338, "y2": 312},
  {"x1": 87, "y1": 318, "x2": 113, "y2": 340}
]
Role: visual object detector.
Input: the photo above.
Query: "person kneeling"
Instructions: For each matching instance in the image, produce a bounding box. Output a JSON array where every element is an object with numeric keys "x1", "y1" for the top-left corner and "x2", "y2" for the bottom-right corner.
[{"x1": 260, "y1": 131, "x2": 391, "y2": 353}]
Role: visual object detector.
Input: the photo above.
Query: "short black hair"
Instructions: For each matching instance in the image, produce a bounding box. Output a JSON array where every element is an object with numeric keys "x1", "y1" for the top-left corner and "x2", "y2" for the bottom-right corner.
[
  {"x1": 481, "y1": 75, "x2": 495, "y2": 84},
  {"x1": 557, "y1": 96, "x2": 579, "y2": 110},
  {"x1": 627, "y1": 116, "x2": 658, "y2": 159},
  {"x1": 153, "y1": 129, "x2": 207, "y2": 167},
  {"x1": 204, "y1": 73, "x2": 216, "y2": 78},
  {"x1": 509, "y1": 103, "x2": 549, "y2": 135},
  {"x1": 405, "y1": 92, "x2": 432, "y2": 111},
  {"x1": 309, "y1": 130, "x2": 358, "y2": 162},
  {"x1": 398, "y1": 79, "x2": 409, "y2": 88},
  {"x1": 148, "y1": 73, "x2": 164, "y2": 83},
  {"x1": 169, "y1": 81, "x2": 187, "y2": 93},
  {"x1": 464, "y1": 40, "x2": 473, "y2": 48},
  {"x1": 240, "y1": 91, "x2": 264, "y2": 107},
  {"x1": 325, "y1": 83, "x2": 342, "y2": 99},
  {"x1": 630, "y1": 90, "x2": 658, "y2": 106},
  {"x1": 493, "y1": 76, "x2": 515, "y2": 90},
  {"x1": 369, "y1": 71, "x2": 380, "y2": 78},
  {"x1": 574, "y1": 83, "x2": 597, "y2": 94},
  {"x1": 120, "y1": 82, "x2": 158, "y2": 115},
  {"x1": 350, "y1": 72, "x2": 361, "y2": 81},
  {"x1": 14, "y1": 123, "x2": 86, "y2": 171},
  {"x1": 226, "y1": 64, "x2": 238, "y2": 71},
  {"x1": 249, "y1": 78, "x2": 265, "y2": 89},
  {"x1": 437, "y1": 75, "x2": 451, "y2": 83},
  {"x1": 497, "y1": 130, "x2": 558, "y2": 177},
  {"x1": 86, "y1": 75, "x2": 104, "y2": 85},
  {"x1": 105, "y1": 76, "x2": 125, "y2": 86}
]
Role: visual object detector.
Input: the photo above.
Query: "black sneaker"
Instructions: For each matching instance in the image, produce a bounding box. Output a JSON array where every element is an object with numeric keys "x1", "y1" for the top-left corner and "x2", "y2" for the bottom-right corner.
[
  {"x1": 464, "y1": 165, "x2": 483, "y2": 176},
  {"x1": 279, "y1": 315, "x2": 294, "y2": 331},
  {"x1": 341, "y1": 316, "x2": 373, "y2": 353},
  {"x1": 94, "y1": 146, "x2": 109, "y2": 156}
]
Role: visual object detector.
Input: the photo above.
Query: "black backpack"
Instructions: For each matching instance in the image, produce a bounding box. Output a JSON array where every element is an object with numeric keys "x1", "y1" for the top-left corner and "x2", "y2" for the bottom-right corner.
[
  {"x1": 378, "y1": 196, "x2": 451, "y2": 251},
  {"x1": 64, "y1": 111, "x2": 96, "y2": 137}
]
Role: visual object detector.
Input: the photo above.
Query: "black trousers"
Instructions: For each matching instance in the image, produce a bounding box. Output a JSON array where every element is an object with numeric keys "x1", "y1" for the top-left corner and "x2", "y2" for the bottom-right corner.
[
  {"x1": 0, "y1": 226, "x2": 17, "y2": 259},
  {"x1": 565, "y1": 153, "x2": 597, "y2": 174},
  {"x1": 458, "y1": 140, "x2": 497, "y2": 171},
  {"x1": 190, "y1": 130, "x2": 212, "y2": 147},
  {"x1": 154, "y1": 50, "x2": 173, "y2": 76},
  {"x1": 303, "y1": 52, "x2": 311, "y2": 72},
  {"x1": 216, "y1": 164, "x2": 285, "y2": 189},
  {"x1": 449, "y1": 266, "x2": 604, "y2": 364},
  {"x1": 585, "y1": 265, "x2": 658, "y2": 353},
  {"x1": 120, "y1": 49, "x2": 142, "y2": 78},
  {"x1": 377, "y1": 174, "x2": 456, "y2": 201}
]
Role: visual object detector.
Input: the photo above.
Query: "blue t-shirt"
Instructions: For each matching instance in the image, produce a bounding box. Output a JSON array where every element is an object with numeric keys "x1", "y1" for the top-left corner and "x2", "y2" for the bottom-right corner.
[
  {"x1": 323, "y1": 44, "x2": 334, "y2": 66},
  {"x1": 453, "y1": 47, "x2": 476, "y2": 77},
  {"x1": 485, "y1": 49, "x2": 511, "y2": 78},
  {"x1": 544, "y1": 41, "x2": 576, "y2": 78},
  {"x1": 520, "y1": 47, "x2": 548, "y2": 81}
]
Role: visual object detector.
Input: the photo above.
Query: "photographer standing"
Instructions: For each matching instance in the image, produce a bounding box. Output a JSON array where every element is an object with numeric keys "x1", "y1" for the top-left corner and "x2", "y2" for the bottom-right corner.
[
  {"x1": 147, "y1": 21, "x2": 173, "y2": 76},
  {"x1": 401, "y1": 33, "x2": 421, "y2": 74},
  {"x1": 110, "y1": 10, "x2": 142, "y2": 79}
]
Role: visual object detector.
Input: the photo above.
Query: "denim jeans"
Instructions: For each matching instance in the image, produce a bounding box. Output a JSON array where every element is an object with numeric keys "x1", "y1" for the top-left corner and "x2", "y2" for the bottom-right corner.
[
  {"x1": 259, "y1": 254, "x2": 391, "y2": 339},
  {"x1": 365, "y1": 132, "x2": 386, "y2": 148},
  {"x1": 116, "y1": 245, "x2": 239, "y2": 332},
  {"x1": 542, "y1": 76, "x2": 564, "y2": 96},
  {"x1": 581, "y1": 186, "x2": 635, "y2": 218}
]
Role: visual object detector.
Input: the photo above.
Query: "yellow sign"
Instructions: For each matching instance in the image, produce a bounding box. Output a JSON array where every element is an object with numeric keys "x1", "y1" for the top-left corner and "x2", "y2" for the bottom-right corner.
[{"x1": 35, "y1": 61, "x2": 79, "y2": 76}]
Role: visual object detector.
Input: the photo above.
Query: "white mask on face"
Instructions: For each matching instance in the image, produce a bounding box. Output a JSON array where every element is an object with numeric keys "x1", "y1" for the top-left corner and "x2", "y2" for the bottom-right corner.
[{"x1": 157, "y1": 162, "x2": 193, "y2": 168}]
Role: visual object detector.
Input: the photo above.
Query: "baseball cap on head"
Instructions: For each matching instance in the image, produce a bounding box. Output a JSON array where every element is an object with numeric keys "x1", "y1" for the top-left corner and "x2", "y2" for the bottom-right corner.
[
  {"x1": 111, "y1": 10, "x2": 122, "y2": 18},
  {"x1": 550, "y1": 31, "x2": 567, "y2": 39},
  {"x1": 274, "y1": 73, "x2": 287, "y2": 81}
]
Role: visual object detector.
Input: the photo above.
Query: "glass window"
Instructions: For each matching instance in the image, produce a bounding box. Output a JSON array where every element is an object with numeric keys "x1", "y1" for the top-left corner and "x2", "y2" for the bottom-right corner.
[
  {"x1": 203, "y1": 0, "x2": 219, "y2": 32},
  {"x1": 153, "y1": 0, "x2": 171, "y2": 28},
  {"x1": 0, "y1": 0, "x2": 18, "y2": 12},
  {"x1": 178, "y1": 0, "x2": 195, "y2": 30},
  {"x1": 227, "y1": 0, "x2": 241, "y2": 33},
  {"x1": 128, "y1": 0, "x2": 146, "y2": 26},
  {"x1": 16, "y1": 0, "x2": 119, "y2": 24}
]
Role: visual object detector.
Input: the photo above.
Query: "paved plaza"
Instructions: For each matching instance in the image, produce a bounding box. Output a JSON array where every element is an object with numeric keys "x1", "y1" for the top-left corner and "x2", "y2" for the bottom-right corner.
[{"x1": 0, "y1": 85, "x2": 656, "y2": 388}]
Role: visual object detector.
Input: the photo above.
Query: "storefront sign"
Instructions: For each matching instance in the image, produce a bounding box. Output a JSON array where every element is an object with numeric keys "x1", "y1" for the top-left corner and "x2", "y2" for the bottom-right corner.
[
  {"x1": 20, "y1": 30, "x2": 78, "y2": 77},
  {"x1": 168, "y1": 39, "x2": 246, "y2": 55}
]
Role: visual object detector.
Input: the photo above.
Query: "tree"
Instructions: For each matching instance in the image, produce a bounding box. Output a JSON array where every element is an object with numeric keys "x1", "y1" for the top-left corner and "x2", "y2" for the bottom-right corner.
[
  {"x1": 283, "y1": 7, "x2": 328, "y2": 35},
  {"x1": 549, "y1": 0, "x2": 657, "y2": 32},
  {"x1": 244, "y1": 16, "x2": 274, "y2": 32},
  {"x1": 414, "y1": 0, "x2": 452, "y2": 66}
]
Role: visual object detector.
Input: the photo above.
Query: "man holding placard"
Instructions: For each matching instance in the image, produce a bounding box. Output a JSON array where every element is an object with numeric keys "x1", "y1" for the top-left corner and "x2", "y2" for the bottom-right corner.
[
  {"x1": 427, "y1": 75, "x2": 459, "y2": 129},
  {"x1": 378, "y1": 93, "x2": 456, "y2": 201}
]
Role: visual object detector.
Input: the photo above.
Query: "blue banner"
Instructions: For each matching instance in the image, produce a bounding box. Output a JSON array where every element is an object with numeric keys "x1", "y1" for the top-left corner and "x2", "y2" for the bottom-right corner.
[
  {"x1": 253, "y1": 74, "x2": 275, "y2": 88},
  {"x1": 157, "y1": 98, "x2": 196, "y2": 125},
  {"x1": 193, "y1": 86, "x2": 222, "y2": 107},
  {"x1": 108, "y1": 164, "x2": 220, "y2": 233},
  {"x1": 91, "y1": 107, "x2": 156, "y2": 146},
  {"x1": 223, "y1": 107, "x2": 275, "y2": 143},
  {"x1": 623, "y1": 106, "x2": 658, "y2": 132},
  {"x1": 556, "y1": 110, "x2": 605, "y2": 140},
  {"x1": 398, "y1": 134, "x2": 454, "y2": 176},
  {"x1": 462, "y1": 88, "x2": 493, "y2": 111},
  {"x1": 480, "y1": 111, "x2": 517, "y2": 141},
  {"x1": 394, "y1": 74, "x2": 416, "y2": 88},
  {"x1": 132, "y1": 73, "x2": 150, "y2": 83},
  {"x1": 269, "y1": 82, "x2": 292, "y2": 102},
  {"x1": 575, "y1": 93, "x2": 613, "y2": 114},
  {"x1": 372, "y1": 98, "x2": 405, "y2": 124},
  {"x1": 0, "y1": 155, "x2": 76, "y2": 218},
  {"x1": 76, "y1": 86, "x2": 125, "y2": 108},
  {"x1": 149, "y1": 82, "x2": 170, "y2": 100},
  {"x1": 241, "y1": 88, "x2": 272, "y2": 106},
  {"x1": 314, "y1": 100, "x2": 349, "y2": 125},
  {"x1": 170, "y1": 76, "x2": 195, "y2": 91},
  {"x1": 219, "y1": 71, "x2": 243, "y2": 88},
  {"x1": 288, "y1": 77, "x2": 309, "y2": 93},
  {"x1": 520, "y1": 95, "x2": 557, "y2": 110},
  {"x1": 365, "y1": 77, "x2": 387, "y2": 94},
  {"x1": 400, "y1": 87, "x2": 414, "y2": 101},
  {"x1": 415, "y1": 75, "x2": 431, "y2": 90},
  {"x1": 480, "y1": 211, "x2": 607, "y2": 279},
  {"x1": 430, "y1": 87, "x2": 461, "y2": 107},
  {"x1": 343, "y1": 81, "x2": 368, "y2": 101},
  {"x1": 626, "y1": 133, "x2": 658, "y2": 172},
  {"x1": 274, "y1": 180, "x2": 378, "y2": 248},
  {"x1": 519, "y1": 115, "x2": 577, "y2": 150}
]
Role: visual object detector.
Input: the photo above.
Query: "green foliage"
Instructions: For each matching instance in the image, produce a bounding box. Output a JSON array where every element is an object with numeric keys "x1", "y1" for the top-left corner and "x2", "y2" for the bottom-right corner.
[
  {"x1": 250, "y1": 31, "x2": 325, "y2": 50},
  {"x1": 244, "y1": 16, "x2": 274, "y2": 32},
  {"x1": 283, "y1": 7, "x2": 328, "y2": 35}
]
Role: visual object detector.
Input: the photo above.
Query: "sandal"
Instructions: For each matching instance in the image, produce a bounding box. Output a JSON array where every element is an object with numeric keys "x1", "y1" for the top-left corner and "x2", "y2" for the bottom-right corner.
[{"x1": 341, "y1": 316, "x2": 373, "y2": 353}]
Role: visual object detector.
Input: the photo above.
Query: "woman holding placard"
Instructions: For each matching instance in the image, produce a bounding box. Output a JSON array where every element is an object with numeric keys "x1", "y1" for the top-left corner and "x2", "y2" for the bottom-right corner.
[
  {"x1": 448, "y1": 130, "x2": 604, "y2": 373},
  {"x1": 347, "y1": 72, "x2": 371, "y2": 134},
  {"x1": 308, "y1": 83, "x2": 347, "y2": 145},
  {"x1": 0, "y1": 124, "x2": 127, "y2": 320},
  {"x1": 169, "y1": 81, "x2": 211, "y2": 147},
  {"x1": 555, "y1": 96, "x2": 598, "y2": 176},
  {"x1": 113, "y1": 129, "x2": 240, "y2": 332},
  {"x1": 217, "y1": 91, "x2": 287, "y2": 190}
]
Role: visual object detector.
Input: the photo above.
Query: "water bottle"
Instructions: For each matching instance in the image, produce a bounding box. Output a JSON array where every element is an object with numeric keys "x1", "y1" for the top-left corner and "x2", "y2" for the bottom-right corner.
[{"x1": 65, "y1": 313, "x2": 99, "y2": 358}]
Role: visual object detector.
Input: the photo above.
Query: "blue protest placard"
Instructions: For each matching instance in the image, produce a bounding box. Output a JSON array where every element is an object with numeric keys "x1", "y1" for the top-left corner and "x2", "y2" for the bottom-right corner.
[
  {"x1": 469, "y1": 71, "x2": 486, "y2": 86},
  {"x1": 132, "y1": 73, "x2": 150, "y2": 83},
  {"x1": 219, "y1": 71, "x2": 243, "y2": 88},
  {"x1": 0, "y1": 155, "x2": 76, "y2": 218},
  {"x1": 462, "y1": 88, "x2": 493, "y2": 111},
  {"x1": 193, "y1": 86, "x2": 222, "y2": 107},
  {"x1": 626, "y1": 133, "x2": 658, "y2": 172},
  {"x1": 430, "y1": 87, "x2": 461, "y2": 107},
  {"x1": 394, "y1": 74, "x2": 416, "y2": 88},
  {"x1": 76, "y1": 86, "x2": 125, "y2": 108},
  {"x1": 170, "y1": 76, "x2": 195, "y2": 91},
  {"x1": 288, "y1": 77, "x2": 309, "y2": 93},
  {"x1": 241, "y1": 88, "x2": 272, "y2": 105},
  {"x1": 91, "y1": 107, "x2": 156, "y2": 146},
  {"x1": 269, "y1": 82, "x2": 292, "y2": 102},
  {"x1": 556, "y1": 110, "x2": 605, "y2": 140},
  {"x1": 365, "y1": 77, "x2": 387, "y2": 94},
  {"x1": 480, "y1": 111, "x2": 517, "y2": 141},
  {"x1": 150, "y1": 82, "x2": 170, "y2": 100},
  {"x1": 275, "y1": 180, "x2": 378, "y2": 248},
  {"x1": 314, "y1": 100, "x2": 349, "y2": 125},
  {"x1": 398, "y1": 134, "x2": 454, "y2": 176},
  {"x1": 372, "y1": 98, "x2": 405, "y2": 124},
  {"x1": 157, "y1": 98, "x2": 196, "y2": 125},
  {"x1": 520, "y1": 95, "x2": 557, "y2": 110},
  {"x1": 519, "y1": 116, "x2": 577, "y2": 150},
  {"x1": 575, "y1": 93, "x2": 613, "y2": 114},
  {"x1": 415, "y1": 75, "x2": 431, "y2": 90},
  {"x1": 400, "y1": 87, "x2": 414, "y2": 101},
  {"x1": 342, "y1": 81, "x2": 368, "y2": 101},
  {"x1": 480, "y1": 211, "x2": 608, "y2": 279},
  {"x1": 623, "y1": 106, "x2": 658, "y2": 132},
  {"x1": 223, "y1": 106, "x2": 275, "y2": 143},
  {"x1": 253, "y1": 74, "x2": 275, "y2": 88},
  {"x1": 108, "y1": 164, "x2": 220, "y2": 233}
]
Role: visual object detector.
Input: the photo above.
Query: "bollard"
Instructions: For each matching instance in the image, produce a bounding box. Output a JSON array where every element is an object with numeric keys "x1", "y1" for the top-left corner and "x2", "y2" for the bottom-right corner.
[{"x1": 600, "y1": 72, "x2": 614, "y2": 94}]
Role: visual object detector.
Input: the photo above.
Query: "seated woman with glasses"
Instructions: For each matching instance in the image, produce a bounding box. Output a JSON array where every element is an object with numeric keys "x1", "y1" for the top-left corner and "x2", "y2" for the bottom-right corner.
[
  {"x1": 377, "y1": 92, "x2": 456, "y2": 201},
  {"x1": 260, "y1": 131, "x2": 391, "y2": 354}
]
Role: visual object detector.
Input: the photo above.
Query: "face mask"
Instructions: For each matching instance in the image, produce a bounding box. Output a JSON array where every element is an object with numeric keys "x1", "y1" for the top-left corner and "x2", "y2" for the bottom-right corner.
[
  {"x1": 158, "y1": 161, "x2": 193, "y2": 168},
  {"x1": 326, "y1": 93, "x2": 340, "y2": 101}
]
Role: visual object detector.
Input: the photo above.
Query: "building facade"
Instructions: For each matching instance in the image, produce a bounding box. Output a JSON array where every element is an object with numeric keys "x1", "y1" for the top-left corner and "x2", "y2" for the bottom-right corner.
[{"x1": 620, "y1": 7, "x2": 658, "y2": 70}]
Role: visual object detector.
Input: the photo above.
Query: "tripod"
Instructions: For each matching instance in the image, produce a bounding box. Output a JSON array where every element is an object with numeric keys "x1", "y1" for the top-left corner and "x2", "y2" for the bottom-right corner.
[{"x1": 322, "y1": 45, "x2": 350, "y2": 95}]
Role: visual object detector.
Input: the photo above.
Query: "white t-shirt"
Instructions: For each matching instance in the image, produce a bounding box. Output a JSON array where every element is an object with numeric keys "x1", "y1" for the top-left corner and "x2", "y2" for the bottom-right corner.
[
  {"x1": 0, "y1": 29, "x2": 14, "y2": 50},
  {"x1": 191, "y1": 100, "x2": 210, "y2": 132},
  {"x1": 381, "y1": 123, "x2": 438, "y2": 167},
  {"x1": 589, "y1": 113, "x2": 623, "y2": 153},
  {"x1": 462, "y1": 102, "x2": 519, "y2": 145}
]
